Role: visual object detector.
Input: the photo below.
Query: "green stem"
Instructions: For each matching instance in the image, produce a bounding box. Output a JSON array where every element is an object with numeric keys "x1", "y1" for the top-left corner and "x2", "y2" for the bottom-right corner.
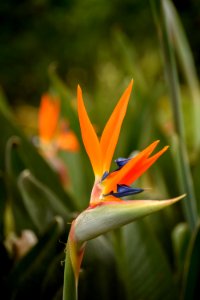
[
  {"x1": 62, "y1": 242, "x2": 77, "y2": 300},
  {"x1": 150, "y1": 0, "x2": 198, "y2": 231}
]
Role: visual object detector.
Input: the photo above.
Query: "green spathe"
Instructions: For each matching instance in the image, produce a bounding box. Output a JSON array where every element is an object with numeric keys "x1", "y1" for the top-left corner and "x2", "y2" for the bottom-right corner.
[{"x1": 74, "y1": 195, "x2": 184, "y2": 243}]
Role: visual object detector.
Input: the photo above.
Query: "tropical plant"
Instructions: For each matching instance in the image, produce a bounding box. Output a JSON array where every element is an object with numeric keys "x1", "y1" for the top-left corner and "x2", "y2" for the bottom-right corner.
[{"x1": 0, "y1": 1, "x2": 200, "y2": 300}]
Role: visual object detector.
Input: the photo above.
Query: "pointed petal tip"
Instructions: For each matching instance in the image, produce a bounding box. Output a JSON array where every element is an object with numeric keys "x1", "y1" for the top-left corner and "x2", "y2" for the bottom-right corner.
[
  {"x1": 127, "y1": 79, "x2": 134, "y2": 91},
  {"x1": 153, "y1": 141, "x2": 169, "y2": 152},
  {"x1": 153, "y1": 140, "x2": 160, "y2": 146},
  {"x1": 162, "y1": 145, "x2": 169, "y2": 152},
  {"x1": 130, "y1": 78, "x2": 134, "y2": 85},
  {"x1": 77, "y1": 84, "x2": 82, "y2": 94}
]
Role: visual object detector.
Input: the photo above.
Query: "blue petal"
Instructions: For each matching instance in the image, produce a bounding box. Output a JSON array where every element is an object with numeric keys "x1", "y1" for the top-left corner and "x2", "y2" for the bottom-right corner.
[
  {"x1": 114, "y1": 157, "x2": 131, "y2": 169},
  {"x1": 101, "y1": 171, "x2": 109, "y2": 181},
  {"x1": 104, "y1": 184, "x2": 143, "y2": 198}
]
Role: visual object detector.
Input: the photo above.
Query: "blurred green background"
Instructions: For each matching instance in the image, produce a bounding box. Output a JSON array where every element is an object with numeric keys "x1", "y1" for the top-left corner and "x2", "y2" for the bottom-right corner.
[
  {"x1": 1, "y1": 1, "x2": 200, "y2": 299},
  {"x1": 1, "y1": 0, "x2": 199, "y2": 107}
]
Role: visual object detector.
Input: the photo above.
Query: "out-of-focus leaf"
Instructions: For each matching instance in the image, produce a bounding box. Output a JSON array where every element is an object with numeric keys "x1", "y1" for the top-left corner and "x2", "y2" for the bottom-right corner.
[
  {"x1": 15, "y1": 137, "x2": 76, "y2": 211},
  {"x1": 192, "y1": 157, "x2": 200, "y2": 215},
  {"x1": 52, "y1": 288, "x2": 63, "y2": 300},
  {"x1": 113, "y1": 219, "x2": 179, "y2": 300},
  {"x1": 7, "y1": 216, "x2": 65, "y2": 300},
  {"x1": 151, "y1": 0, "x2": 198, "y2": 231},
  {"x1": 0, "y1": 171, "x2": 7, "y2": 239},
  {"x1": 5, "y1": 136, "x2": 35, "y2": 233},
  {"x1": 40, "y1": 251, "x2": 65, "y2": 300},
  {"x1": 4, "y1": 136, "x2": 74, "y2": 235},
  {"x1": 0, "y1": 87, "x2": 12, "y2": 119},
  {"x1": 79, "y1": 236, "x2": 121, "y2": 300},
  {"x1": 18, "y1": 170, "x2": 73, "y2": 235},
  {"x1": 59, "y1": 151, "x2": 89, "y2": 209},
  {"x1": 181, "y1": 222, "x2": 200, "y2": 300},
  {"x1": 112, "y1": 29, "x2": 148, "y2": 92},
  {"x1": 0, "y1": 242, "x2": 13, "y2": 296},
  {"x1": 163, "y1": 0, "x2": 200, "y2": 155},
  {"x1": 172, "y1": 222, "x2": 190, "y2": 273}
]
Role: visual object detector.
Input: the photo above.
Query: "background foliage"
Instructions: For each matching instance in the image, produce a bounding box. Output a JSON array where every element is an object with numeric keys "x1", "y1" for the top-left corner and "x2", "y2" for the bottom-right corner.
[
  {"x1": 1, "y1": 0, "x2": 200, "y2": 299},
  {"x1": 1, "y1": 0, "x2": 200, "y2": 106}
]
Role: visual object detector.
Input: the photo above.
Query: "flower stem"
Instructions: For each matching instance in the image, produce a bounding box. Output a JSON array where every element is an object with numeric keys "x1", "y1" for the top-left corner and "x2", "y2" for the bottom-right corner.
[{"x1": 62, "y1": 243, "x2": 77, "y2": 300}]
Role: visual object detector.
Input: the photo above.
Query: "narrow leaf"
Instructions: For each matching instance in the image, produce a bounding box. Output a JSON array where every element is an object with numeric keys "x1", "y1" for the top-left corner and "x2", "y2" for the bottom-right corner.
[
  {"x1": 181, "y1": 222, "x2": 200, "y2": 300},
  {"x1": 113, "y1": 220, "x2": 179, "y2": 300},
  {"x1": 18, "y1": 170, "x2": 73, "y2": 234},
  {"x1": 7, "y1": 217, "x2": 65, "y2": 300}
]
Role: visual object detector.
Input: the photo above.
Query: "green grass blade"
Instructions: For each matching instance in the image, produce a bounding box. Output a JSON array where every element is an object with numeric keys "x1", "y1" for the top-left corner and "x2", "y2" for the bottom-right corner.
[
  {"x1": 163, "y1": 0, "x2": 200, "y2": 156},
  {"x1": 150, "y1": 0, "x2": 199, "y2": 230},
  {"x1": 181, "y1": 222, "x2": 200, "y2": 299}
]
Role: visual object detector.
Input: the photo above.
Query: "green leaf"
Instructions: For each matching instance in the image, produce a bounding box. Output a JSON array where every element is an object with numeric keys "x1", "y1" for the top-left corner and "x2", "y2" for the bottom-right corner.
[
  {"x1": 4, "y1": 136, "x2": 74, "y2": 234},
  {"x1": 15, "y1": 136, "x2": 76, "y2": 211},
  {"x1": 163, "y1": 0, "x2": 200, "y2": 155},
  {"x1": 18, "y1": 170, "x2": 73, "y2": 234},
  {"x1": 181, "y1": 222, "x2": 200, "y2": 300},
  {"x1": 150, "y1": 0, "x2": 198, "y2": 230},
  {"x1": 0, "y1": 171, "x2": 7, "y2": 239},
  {"x1": 7, "y1": 216, "x2": 65, "y2": 300},
  {"x1": 74, "y1": 196, "x2": 184, "y2": 243},
  {"x1": 79, "y1": 236, "x2": 119, "y2": 300},
  {"x1": 0, "y1": 242, "x2": 13, "y2": 295},
  {"x1": 172, "y1": 222, "x2": 190, "y2": 273},
  {"x1": 40, "y1": 252, "x2": 65, "y2": 300},
  {"x1": 5, "y1": 136, "x2": 35, "y2": 233},
  {"x1": 113, "y1": 220, "x2": 179, "y2": 300},
  {"x1": 192, "y1": 156, "x2": 200, "y2": 215},
  {"x1": 63, "y1": 235, "x2": 118, "y2": 300},
  {"x1": 59, "y1": 151, "x2": 90, "y2": 209},
  {"x1": 0, "y1": 86, "x2": 13, "y2": 119}
]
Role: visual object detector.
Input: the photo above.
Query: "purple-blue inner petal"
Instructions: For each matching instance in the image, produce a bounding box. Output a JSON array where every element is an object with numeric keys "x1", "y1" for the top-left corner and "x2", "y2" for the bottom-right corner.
[
  {"x1": 114, "y1": 157, "x2": 131, "y2": 169},
  {"x1": 101, "y1": 171, "x2": 109, "y2": 181},
  {"x1": 104, "y1": 184, "x2": 143, "y2": 198}
]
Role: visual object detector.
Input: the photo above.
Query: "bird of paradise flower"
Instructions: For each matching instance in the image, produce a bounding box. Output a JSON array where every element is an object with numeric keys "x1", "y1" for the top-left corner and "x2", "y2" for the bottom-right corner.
[
  {"x1": 37, "y1": 93, "x2": 79, "y2": 185},
  {"x1": 63, "y1": 80, "x2": 185, "y2": 300}
]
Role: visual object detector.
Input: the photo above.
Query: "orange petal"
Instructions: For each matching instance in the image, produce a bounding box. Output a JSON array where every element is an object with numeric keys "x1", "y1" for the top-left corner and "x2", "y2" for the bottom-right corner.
[
  {"x1": 100, "y1": 80, "x2": 134, "y2": 173},
  {"x1": 104, "y1": 140, "x2": 160, "y2": 194},
  {"x1": 77, "y1": 85, "x2": 102, "y2": 176},
  {"x1": 38, "y1": 94, "x2": 60, "y2": 141},
  {"x1": 56, "y1": 131, "x2": 79, "y2": 152},
  {"x1": 119, "y1": 145, "x2": 169, "y2": 186}
]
